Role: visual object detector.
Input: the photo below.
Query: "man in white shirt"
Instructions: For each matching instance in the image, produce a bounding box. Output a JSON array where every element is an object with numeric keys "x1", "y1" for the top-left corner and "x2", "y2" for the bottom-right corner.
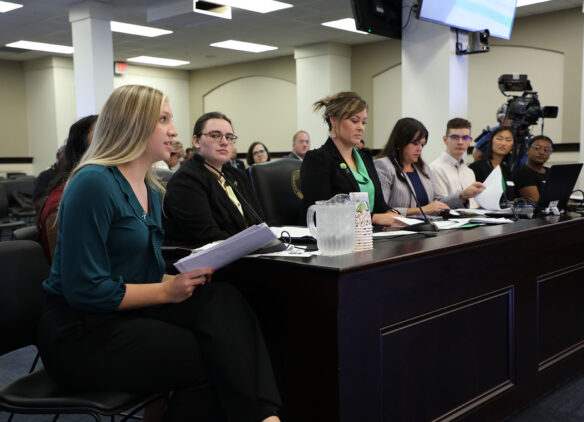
[
  {"x1": 285, "y1": 130, "x2": 310, "y2": 160},
  {"x1": 431, "y1": 118, "x2": 485, "y2": 208}
]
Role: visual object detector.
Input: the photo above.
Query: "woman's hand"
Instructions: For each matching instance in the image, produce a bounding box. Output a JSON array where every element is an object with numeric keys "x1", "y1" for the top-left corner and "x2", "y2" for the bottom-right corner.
[
  {"x1": 372, "y1": 210, "x2": 406, "y2": 227},
  {"x1": 459, "y1": 182, "x2": 486, "y2": 201},
  {"x1": 162, "y1": 268, "x2": 214, "y2": 303},
  {"x1": 421, "y1": 200, "x2": 449, "y2": 216}
]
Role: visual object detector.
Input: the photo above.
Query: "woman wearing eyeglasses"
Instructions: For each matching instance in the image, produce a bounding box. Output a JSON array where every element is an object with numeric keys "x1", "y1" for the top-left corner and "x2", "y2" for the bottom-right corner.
[
  {"x1": 246, "y1": 141, "x2": 271, "y2": 165},
  {"x1": 163, "y1": 112, "x2": 265, "y2": 248},
  {"x1": 512, "y1": 135, "x2": 553, "y2": 203}
]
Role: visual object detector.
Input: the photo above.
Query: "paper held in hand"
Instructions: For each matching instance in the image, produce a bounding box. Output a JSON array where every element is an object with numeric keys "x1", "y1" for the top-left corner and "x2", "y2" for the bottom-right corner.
[
  {"x1": 174, "y1": 223, "x2": 277, "y2": 273},
  {"x1": 474, "y1": 165, "x2": 504, "y2": 210}
]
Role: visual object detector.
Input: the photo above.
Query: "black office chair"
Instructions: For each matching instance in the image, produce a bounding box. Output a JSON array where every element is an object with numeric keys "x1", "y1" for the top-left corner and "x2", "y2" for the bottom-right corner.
[
  {"x1": 12, "y1": 225, "x2": 40, "y2": 241},
  {"x1": 0, "y1": 184, "x2": 27, "y2": 240},
  {"x1": 249, "y1": 158, "x2": 304, "y2": 226},
  {"x1": 0, "y1": 178, "x2": 37, "y2": 225},
  {"x1": 0, "y1": 240, "x2": 164, "y2": 421},
  {"x1": 152, "y1": 167, "x2": 174, "y2": 186}
]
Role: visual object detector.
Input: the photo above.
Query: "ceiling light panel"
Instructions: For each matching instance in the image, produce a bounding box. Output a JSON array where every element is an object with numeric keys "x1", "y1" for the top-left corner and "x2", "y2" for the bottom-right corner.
[
  {"x1": 6, "y1": 40, "x2": 73, "y2": 54},
  {"x1": 127, "y1": 56, "x2": 189, "y2": 67},
  {"x1": 0, "y1": 1, "x2": 22, "y2": 13},
  {"x1": 210, "y1": 40, "x2": 277, "y2": 53},
  {"x1": 321, "y1": 18, "x2": 369, "y2": 35},
  {"x1": 211, "y1": 0, "x2": 292, "y2": 13},
  {"x1": 111, "y1": 21, "x2": 172, "y2": 37}
]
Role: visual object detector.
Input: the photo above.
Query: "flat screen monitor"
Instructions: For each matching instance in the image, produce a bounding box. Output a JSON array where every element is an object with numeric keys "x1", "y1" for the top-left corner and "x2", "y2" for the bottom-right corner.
[
  {"x1": 351, "y1": 0, "x2": 402, "y2": 39},
  {"x1": 418, "y1": 0, "x2": 518, "y2": 40},
  {"x1": 536, "y1": 163, "x2": 583, "y2": 212}
]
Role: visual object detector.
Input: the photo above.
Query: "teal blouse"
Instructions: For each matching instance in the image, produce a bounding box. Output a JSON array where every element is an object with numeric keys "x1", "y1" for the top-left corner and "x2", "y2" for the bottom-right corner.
[
  {"x1": 43, "y1": 165, "x2": 165, "y2": 313},
  {"x1": 349, "y1": 148, "x2": 376, "y2": 210}
]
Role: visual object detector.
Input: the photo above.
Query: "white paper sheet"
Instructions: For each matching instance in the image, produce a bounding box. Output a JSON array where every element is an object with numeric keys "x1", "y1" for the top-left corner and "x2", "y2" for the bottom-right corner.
[{"x1": 474, "y1": 165, "x2": 504, "y2": 210}]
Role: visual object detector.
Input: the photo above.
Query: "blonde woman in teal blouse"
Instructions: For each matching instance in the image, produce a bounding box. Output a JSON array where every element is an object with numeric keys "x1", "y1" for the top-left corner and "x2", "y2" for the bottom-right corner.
[{"x1": 37, "y1": 85, "x2": 282, "y2": 422}]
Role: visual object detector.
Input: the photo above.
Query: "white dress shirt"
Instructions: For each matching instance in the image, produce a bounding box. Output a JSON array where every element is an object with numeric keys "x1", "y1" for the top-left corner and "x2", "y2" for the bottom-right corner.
[{"x1": 430, "y1": 152, "x2": 477, "y2": 208}]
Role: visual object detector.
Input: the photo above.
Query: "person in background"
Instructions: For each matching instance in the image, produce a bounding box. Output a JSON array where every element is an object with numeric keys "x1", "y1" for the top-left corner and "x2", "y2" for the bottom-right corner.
[
  {"x1": 32, "y1": 145, "x2": 65, "y2": 208},
  {"x1": 285, "y1": 130, "x2": 310, "y2": 160},
  {"x1": 184, "y1": 147, "x2": 195, "y2": 162},
  {"x1": 164, "y1": 112, "x2": 264, "y2": 248},
  {"x1": 38, "y1": 114, "x2": 97, "y2": 261},
  {"x1": 430, "y1": 118, "x2": 485, "y2": 209},
  {"x1": 247, "y1": 142, "x2": 270, "y2": 165},
  {"x1": 469, "y1": 125, "x2": 516, "y2": 206},
  {"x1": 472, "y1": 103, "x2": 512, "y2": 162},
  {"x1": 37, "y1": 85, "x2": 281, "y2": 422},
  {"x1": 227, "y1": 145, "x2": 246, "y2": 169},
  {"x1": 513, "y1": 135, "x2": 553, "y2": 203},
  {"x1": 153, "y1": 140, "x2": 185, "y2": 171},
  {"x1": 301, "y1": 91, "x2": 398, "y2": 226}
]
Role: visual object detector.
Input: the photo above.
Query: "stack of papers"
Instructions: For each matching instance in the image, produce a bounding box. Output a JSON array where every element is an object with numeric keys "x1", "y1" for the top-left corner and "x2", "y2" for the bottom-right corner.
[{"x1": 174, "y1": 223, "x2": 277, "y2": 273}]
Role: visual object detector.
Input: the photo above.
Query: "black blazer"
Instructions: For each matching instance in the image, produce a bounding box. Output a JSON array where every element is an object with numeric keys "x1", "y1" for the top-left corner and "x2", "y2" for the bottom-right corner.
[
  {"x1": 300, "y1": 138, "x2": 389, "y2": 215},
  {"x1": 163, "y1": 156, "x2": 264, "y2": 248}
]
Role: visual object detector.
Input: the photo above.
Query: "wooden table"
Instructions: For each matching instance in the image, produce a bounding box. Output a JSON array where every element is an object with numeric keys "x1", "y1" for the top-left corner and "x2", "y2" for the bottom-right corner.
[{"x1": 218, "y1": 216, "x2": 584, "y2": 421}]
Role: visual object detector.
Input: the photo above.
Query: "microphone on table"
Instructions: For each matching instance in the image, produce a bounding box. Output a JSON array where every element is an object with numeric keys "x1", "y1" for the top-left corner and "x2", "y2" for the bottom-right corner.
[
  {"x1": 389, "y1": 155, "x2": 438, "y2": 232},
  {"x1": 193, "y1": 154, "x2": 286, "y2": 252}
]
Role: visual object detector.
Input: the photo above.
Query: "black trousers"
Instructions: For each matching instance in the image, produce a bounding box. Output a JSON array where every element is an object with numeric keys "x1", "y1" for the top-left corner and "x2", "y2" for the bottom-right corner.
[{"x1": 37, "y1": 282, "x2": 282, "y2": 422}]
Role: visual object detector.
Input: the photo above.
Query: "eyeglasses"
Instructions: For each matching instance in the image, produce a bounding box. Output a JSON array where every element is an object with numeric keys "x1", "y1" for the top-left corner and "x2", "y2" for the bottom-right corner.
[
  {"x1": 252, "y1": 149, "x2": 267, "y2": 156},
  {"x1": 448, "y1": 134, "x2": 472, "y2": 142},
  {"x1": 201, "y1": 131, "x2": 238, "y2": 143},
  {"x1": 530, "y1": 145, "x2": 553, "y2": 154}
]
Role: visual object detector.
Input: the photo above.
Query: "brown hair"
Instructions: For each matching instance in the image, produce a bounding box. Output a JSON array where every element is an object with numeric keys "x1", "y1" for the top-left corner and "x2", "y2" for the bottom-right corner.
[{"x1": 313, "y1": 92, "x2": 367, "y2": 130}]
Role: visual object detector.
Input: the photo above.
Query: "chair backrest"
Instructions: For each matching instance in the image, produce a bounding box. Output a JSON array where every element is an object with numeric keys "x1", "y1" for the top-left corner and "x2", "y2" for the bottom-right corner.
[
  {"x1": 153, "y1": 167, "x2": 174, "y2": 185},
  {"x1": 12, "y1": 225, "x2": 40, "y2": 242},
  {"x1": 249, "y1": 159, "x2": 304, "y2": 226},
  {"x1": 0, "y1": 240, "x2": 50, "y2": 356},
  {"x1": 0, "y1": 184, "x2": 11, "y2": 219},
  {"x1": 1, "y1": 178, "x2": 35, "y2": 209}
]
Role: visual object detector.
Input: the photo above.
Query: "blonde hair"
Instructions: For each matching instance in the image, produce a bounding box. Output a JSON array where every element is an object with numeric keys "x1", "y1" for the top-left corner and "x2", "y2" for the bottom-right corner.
[
  {"x1": 68, "y1": 85, "x2": 166, "y2": 193},
  {"x1": 313, "y1": 91, "x2": 367, "y2": 130}
]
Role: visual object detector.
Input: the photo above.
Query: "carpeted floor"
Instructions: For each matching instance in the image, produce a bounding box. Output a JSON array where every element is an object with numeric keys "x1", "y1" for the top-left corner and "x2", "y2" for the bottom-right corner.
[{"x1": 3, "y1": 346, "x2": 584, "y2": 421}]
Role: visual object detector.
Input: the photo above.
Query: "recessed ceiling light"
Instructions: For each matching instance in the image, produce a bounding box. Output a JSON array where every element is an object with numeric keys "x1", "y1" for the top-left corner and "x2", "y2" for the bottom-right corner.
[
  {"x1": 0, "y1": 1, "x2": 22, "y2": 13},
  {"x1": 111, "y1": 21, "x2": 172, "y2": 37},
  {"x1": 322, "y1": 18, "x2": 369, "y2": 35},
  {"x1": 210, "y1": 0, "x2": 291, "y2": 13},
  {"x1": 6, "y1": 40, "x2": 73, "y2": 54},
  {"x1": 210, "y1": 40, "x2": 278, "y2": 53},
  {"x1": 127, "y1": 56, "x2": 189, "y2": 67},
  {"x1": 516, "y1": 0, "x2": 550, "y2": 6}
]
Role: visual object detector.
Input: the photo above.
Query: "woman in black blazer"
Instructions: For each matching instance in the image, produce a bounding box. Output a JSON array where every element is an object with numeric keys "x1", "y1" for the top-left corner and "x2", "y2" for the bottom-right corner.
[
  {"x1": 164, "y1": 112, "x2": 264, "y2": 248},
  {"x1": 301, "y1": 91, "x2": 398, "y2": 226}
]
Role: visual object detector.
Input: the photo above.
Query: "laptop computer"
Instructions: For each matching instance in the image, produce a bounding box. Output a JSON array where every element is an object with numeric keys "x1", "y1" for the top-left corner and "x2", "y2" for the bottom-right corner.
[{"x1": 536, "y1": 163, "x2": 583, "y2": 213}]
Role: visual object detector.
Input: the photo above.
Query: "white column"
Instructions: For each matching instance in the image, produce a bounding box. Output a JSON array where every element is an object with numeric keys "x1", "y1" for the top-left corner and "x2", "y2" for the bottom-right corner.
[
  {"x1": 402, "y1": 14, "x2": 469, "y2": 163},
  {"x1": 69, "y1": 1, "x2": 114, "y2": 118},
  {"x1": 295, "y1": 43, "x2": 351, "y2": 148}
]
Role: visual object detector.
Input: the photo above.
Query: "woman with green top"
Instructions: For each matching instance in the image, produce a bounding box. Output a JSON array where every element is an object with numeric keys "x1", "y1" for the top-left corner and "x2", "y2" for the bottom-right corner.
[{"x1": 300, "y1": 91, "x2": 398, "y2": 226}]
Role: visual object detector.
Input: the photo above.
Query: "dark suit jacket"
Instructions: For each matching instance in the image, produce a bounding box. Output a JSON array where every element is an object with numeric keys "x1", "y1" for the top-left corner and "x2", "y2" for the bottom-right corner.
[
  {"x1": 227, "y1": 159, "x2": 246, "y2": 170},
  {"x1": 300, "y1": 138, "x2": 389, "y2": 215},
  {"x1": 163, "y1": 156, "x2": 264, "y2": 248}
]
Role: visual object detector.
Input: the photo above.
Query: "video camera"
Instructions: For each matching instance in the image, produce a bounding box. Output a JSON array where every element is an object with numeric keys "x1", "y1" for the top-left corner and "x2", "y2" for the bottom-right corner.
[{"x1": 498, "y1": 74, "x2": 558, "y2": 129}]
